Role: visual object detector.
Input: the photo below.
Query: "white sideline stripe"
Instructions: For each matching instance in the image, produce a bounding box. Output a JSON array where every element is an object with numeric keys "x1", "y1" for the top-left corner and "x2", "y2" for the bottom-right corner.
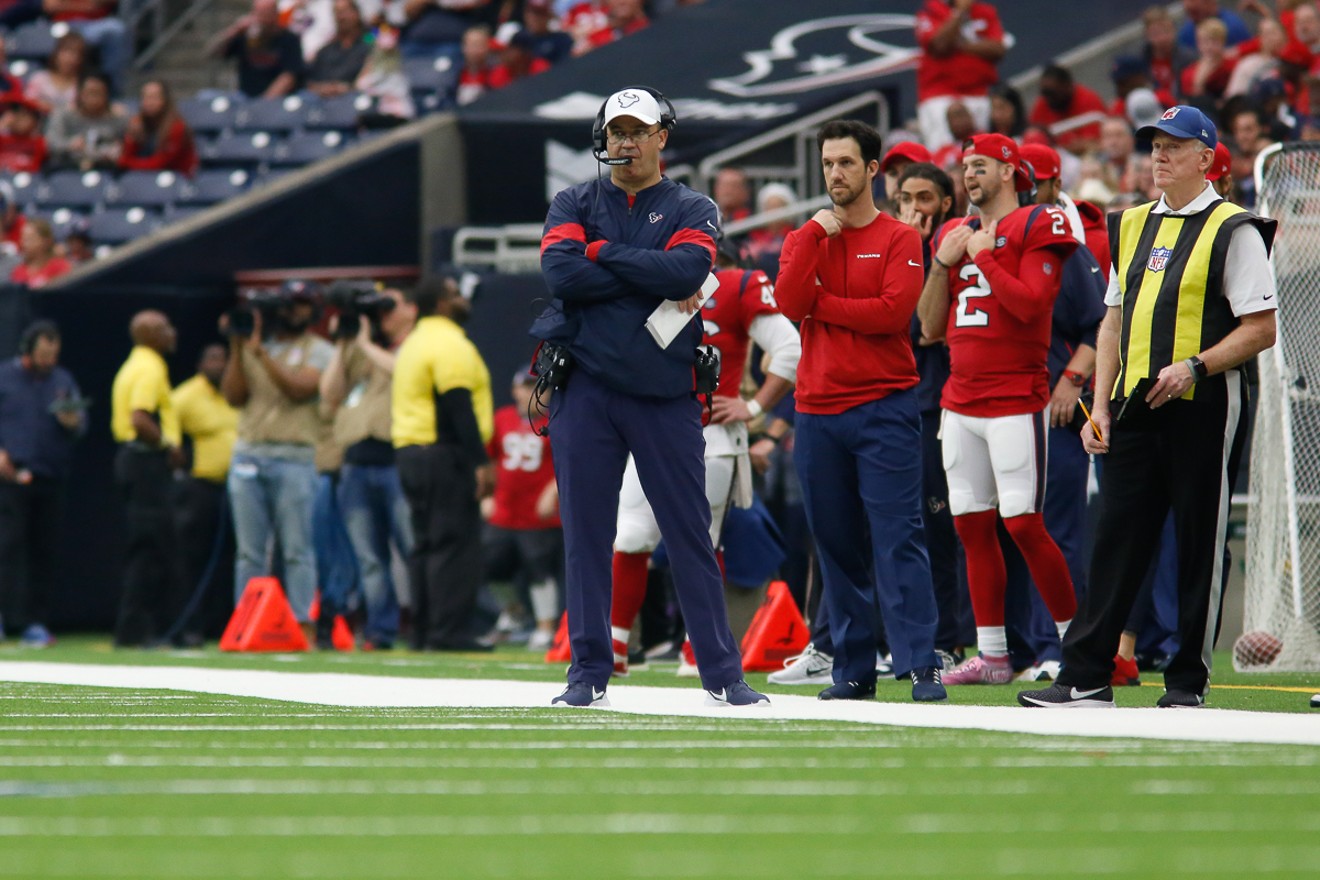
[{"x1": 1, "y1": 661, "x2": 1318, "y2": 746}]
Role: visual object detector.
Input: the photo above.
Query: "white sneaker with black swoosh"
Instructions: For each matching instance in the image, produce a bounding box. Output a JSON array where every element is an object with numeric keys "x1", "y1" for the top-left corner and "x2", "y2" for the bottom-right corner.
[
  {"x1": 705, "y1": 680, "x2": 770, "y2": 707},
  {"x1": 551, "y1": 682, "x2": 610, "y2": 708},
  {"x1": 1017, "y1": 682, "x2": 1115, "y2": 708}
]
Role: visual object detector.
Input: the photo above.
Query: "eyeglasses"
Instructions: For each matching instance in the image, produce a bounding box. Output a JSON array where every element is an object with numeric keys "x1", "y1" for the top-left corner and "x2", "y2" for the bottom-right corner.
[{"x1": 605, "y1": 126, "x2": 661, "y2": 145}]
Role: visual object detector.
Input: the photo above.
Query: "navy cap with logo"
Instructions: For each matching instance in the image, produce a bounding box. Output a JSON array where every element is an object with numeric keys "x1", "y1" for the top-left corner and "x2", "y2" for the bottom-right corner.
[{"x1": 1136, "y1": 104, "x2": 1217, "y2": 149}]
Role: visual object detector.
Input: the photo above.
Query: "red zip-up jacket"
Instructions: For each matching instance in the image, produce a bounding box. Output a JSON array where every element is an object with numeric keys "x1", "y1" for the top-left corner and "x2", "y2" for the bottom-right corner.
[{"x1": 775, "y1": 213, "x2": 924, "y2": 415}]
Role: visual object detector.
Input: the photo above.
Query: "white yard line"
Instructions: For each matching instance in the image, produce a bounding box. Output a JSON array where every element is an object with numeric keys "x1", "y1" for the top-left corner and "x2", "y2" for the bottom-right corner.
[{"x1": 0, "y1": 661, "x2": 1317, "y2": 747}]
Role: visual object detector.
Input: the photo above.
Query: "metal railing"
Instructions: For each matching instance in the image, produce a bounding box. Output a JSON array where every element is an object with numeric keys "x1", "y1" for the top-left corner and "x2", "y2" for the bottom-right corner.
[
  {"x1": 130, "y1": 0, "x2": 221, "y2": 72},
  {"x1": 695, "y1": 90, "x2": 889, "y2": 203}
]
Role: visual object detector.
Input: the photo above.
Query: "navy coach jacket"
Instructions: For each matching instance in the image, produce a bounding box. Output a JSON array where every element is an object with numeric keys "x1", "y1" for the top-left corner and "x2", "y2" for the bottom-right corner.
[{"x1": 538, "y1": 176, "x2": 718, "y2": 399}]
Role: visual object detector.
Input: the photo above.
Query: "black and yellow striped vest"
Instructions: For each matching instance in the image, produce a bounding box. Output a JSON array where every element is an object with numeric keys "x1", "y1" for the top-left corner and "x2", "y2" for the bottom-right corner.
[{"x1": 1107, "y1": 198, "x2": 1274, "y2": 401}]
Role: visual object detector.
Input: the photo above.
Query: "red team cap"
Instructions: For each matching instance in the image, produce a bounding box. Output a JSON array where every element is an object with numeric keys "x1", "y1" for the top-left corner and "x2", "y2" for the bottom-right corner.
[
  {"x1": 1019, "y1": 143, "x2": 1061, "y2": 181},
  {"x1": 880, "y1": 141, "x2": 933, "y2": 172},
  {"x1": 961, "y1": 133, "x2": 1034, "y2": 191},
  {"x1": 1207, "y1": 142, "x2": 1232, "y2": 181}
]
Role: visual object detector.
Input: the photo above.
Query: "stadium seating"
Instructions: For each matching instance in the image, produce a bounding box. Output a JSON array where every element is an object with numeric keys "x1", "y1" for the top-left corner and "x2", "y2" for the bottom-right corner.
[
  {"x1": 5, "y1": 21, "x2": 56, "y2": 62},
  {"x1": 234, "y1": 96, "x2": 314, "y2": 134},
  {"x1": 176, "y1": 168, "x2": 252, "y2": 206},
  {"x1": 304, "y1": 93, "x2": 371, "y2": 131},
  {"x1": 178, "y1": 95, "x2": 240, "y2": 137},
  {"x1": 106, "y1": 171, "x2": 188, "y2": 209},
  {"x1": 270, "y1": 130, "x2": 348, "y2": 167},
  {"x1": 39, "y1": 170, "x2": 112, "y2": 212},
  {"x1": 200, "y1": 131, "x2": 277, "y2": 169},
  {"x1": 85, "y1": 207, "x2": 158, "y2": 245}
]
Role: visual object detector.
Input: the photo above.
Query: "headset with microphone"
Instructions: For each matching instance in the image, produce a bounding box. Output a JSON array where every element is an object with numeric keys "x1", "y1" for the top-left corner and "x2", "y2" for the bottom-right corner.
[{"x1": 591, "y1": 86, "x2": 677, "y2": 167}]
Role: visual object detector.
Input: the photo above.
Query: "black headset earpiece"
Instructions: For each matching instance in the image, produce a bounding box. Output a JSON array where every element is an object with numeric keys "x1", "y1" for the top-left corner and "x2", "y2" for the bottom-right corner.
[{"x1": 592, "y1": 86, "x2": 678, "y2": 155}]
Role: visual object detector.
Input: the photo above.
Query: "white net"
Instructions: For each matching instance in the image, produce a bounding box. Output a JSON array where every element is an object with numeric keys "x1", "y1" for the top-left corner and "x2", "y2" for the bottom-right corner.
[{"x1": 1240, "y1": 142, "x2": 1320, "y2": 672}]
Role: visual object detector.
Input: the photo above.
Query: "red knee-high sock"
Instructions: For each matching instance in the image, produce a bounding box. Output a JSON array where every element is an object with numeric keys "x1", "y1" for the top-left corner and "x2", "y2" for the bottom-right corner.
[
  {"x1": 953, "y1": 510, "x2": 1007, "y2": 627},
  {"x1": 611, "y1": 551, "x2": 650, "y2": 634},
  {"x1": 1002, "y1": 512, "x2": 1078, "y2": 622}
]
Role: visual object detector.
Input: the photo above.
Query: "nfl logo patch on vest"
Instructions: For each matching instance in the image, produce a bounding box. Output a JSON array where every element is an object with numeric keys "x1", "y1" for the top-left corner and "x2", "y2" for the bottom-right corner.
[{"x1": 1147, "y1": 246, "x2": 1173, "y2": 272}]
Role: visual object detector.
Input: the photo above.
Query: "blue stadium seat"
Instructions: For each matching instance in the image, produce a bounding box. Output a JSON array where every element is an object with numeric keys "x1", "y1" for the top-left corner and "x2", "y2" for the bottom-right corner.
[
  {"x1": 177, "y1": 168, "x2": 252, "y2": 205},
  {"x1": 270, "y1": 130, "x2": 348, "y2": 167},
  {"x1": 6, "y1": 22, "x2": 56, "y2": 63},
  {"x1": 86, "y1": 207, "x2": 159, "y2": 246},
  {"x1": 7, "y1": 171, "x2": 42, "y2": 211},
  {"x1": 37, "y1": 170, "x2": 112, "y2": 212},
  {"x1": 30, "y1": 207, "x2": 88, "y2": 241},
  {"x1": 200, "y1": 131, "x2": 276, "y2": 169},
  {"x1": 107, "y1": 171, "x2": 188, "y2": 209},
  {"x1": 178, "y1": 94, "x2": 241, "y2": 137},
  {"x1": 234, "y1": 96, "x2": 313, "y2": 134},
  {"x1": 304, "y1": 93, "x2": 370, "y2": 131},
  {"x1": 403, "y1": 56, "x2": 459, "y2": 95}
]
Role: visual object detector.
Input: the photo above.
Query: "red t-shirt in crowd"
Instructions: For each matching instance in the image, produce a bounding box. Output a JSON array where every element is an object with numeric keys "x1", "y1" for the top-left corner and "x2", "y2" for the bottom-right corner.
[
  {"x1": 1028, "y1": 84, "x2": 1108, "y2": 152},
  {"x1": 1180, "y1": 57, "x2": 1237, "y2": 100},
  {"x1": 0, "y1": 133, "x2": 46, "y2": 173},
  {"x1": 933, "y1": 205, "x2": 1078, "y2": 417},
  {"x1": 486, "y1": 404, "x2": 559, "y2": 530},
  {"x1": 487, "y1": 57, "x2": 551, "y2": 89},
  {"x1": 585, "y1": 15, "x2": 649, "y2": 50},
  {"x1": 11, "y1": 257, "x2": 72, "y2": 288},
  {"x1": 119, "y1": 117, "x2": 197, "y2": 176},
  {"x1": 915, "y1": 0, "x2": 1004, "y2": 100},
  {"x1": 702, "y1": 267, "x2": 780, "y2": 399},
  {"x1": 775, "y1": 213, "x2": 924, "y2": 415}
]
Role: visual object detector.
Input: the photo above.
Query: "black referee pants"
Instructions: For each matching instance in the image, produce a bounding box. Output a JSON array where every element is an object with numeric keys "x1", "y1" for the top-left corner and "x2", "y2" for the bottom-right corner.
[
  {"x1": 396, "y1": 443, "x2": 482, "y2": 649},
  {"x1": 114, "y1": 446, "x2": 182, "y2": 647},
  {"x1": 1057, "y1": 372, "x2": 1245, "y2": 696}
]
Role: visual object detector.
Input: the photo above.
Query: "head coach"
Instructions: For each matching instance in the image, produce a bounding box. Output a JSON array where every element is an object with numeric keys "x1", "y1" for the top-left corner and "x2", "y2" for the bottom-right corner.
[
  {"x1": 1021, "y1": 105, "x2": 1277, "y2": 709},
  {"x1": 534, "y1": 86, "x2": 768, "y2": 709}
]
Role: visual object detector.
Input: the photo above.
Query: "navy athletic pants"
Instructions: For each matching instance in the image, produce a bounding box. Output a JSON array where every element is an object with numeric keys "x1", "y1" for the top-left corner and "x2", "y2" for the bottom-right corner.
[
  {"x1": 549, "y1": 369, "x2": 743, "y2": 691},
  {"x1": 794, "y1": 388, "x2": 940, "y2": 685}
]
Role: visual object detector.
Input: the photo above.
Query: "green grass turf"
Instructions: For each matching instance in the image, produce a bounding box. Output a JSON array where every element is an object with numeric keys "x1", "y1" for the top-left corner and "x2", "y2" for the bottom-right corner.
[{"x1": 0, "y1": 639, "x2": 1318, "y2": 879}]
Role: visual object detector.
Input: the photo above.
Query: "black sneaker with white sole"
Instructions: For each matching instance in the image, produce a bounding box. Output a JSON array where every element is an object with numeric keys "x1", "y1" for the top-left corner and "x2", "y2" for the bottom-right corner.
[
  {"x1": 1017, "y1": 682, "x2": 1115, "y2": 708},
  {"x1": 705, "y1": 680, "x2": 771, "y2": 707},
  {"x1": 910, "y1": 666, "x2": 948, "y2": 702},
  {"x1": 551, "y1": 682, "x2": 609, "y2": 707},
  {"x1": 817, "y1": 680, "x2": 876, "y2": 701},
  {"x1": 1156, "y1": 689, "x2": 1205, "y2": 708}
]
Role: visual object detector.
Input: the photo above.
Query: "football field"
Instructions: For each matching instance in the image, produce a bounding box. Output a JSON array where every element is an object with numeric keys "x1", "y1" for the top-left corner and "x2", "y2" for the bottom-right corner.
[{"x1": 1, "y1": 640, "x2": 1318, "y2": 879}]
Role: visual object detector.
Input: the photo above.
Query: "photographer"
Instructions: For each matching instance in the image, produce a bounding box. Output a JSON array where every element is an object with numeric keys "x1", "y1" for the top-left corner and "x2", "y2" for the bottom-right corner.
[
  {"x1": 0, "y1": 321, "x2": 86, "y2": 647},
  {"x1": 320, "y1": 284, "x2": 417, "y2": 651},
  {"x1": 221, "y1": 281, "x2": 334, "y2": 636}
]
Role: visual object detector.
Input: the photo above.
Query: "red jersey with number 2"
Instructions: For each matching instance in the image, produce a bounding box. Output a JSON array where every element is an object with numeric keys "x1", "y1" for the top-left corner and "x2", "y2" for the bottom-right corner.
[
  {"x1": 934, "y1": 205, "x2": 1078, "y2": 417},
  {"x1": 487, "y1": 404, "x2": 560, "y2": 530},
  {"x1": 702, "y1": 268, "x2": 780, "y2": 399}
]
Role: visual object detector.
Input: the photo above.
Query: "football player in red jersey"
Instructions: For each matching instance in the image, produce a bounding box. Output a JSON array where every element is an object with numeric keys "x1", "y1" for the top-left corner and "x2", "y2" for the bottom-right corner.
[
  {"x1": 917, "y1": 133, "x2": 1080, "y2": 684},
  {"x1": 609, "y1": 243, "x2": 800, "y2": 677},
  {"x1": 484, "y1": 372, "x2": 562, "y2": 651}
]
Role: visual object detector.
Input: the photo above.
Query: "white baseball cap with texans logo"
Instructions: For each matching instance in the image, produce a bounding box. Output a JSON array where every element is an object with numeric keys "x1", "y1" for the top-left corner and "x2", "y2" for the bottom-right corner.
[{"x1": 603, "y1": 89, "x2": 663, "y2": 127}]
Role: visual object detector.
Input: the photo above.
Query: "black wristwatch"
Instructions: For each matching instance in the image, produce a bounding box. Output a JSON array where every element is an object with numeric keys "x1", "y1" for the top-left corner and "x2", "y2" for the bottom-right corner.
[{"x1": 1186, "y1": 355, "x2": 1209, "y2": 382}]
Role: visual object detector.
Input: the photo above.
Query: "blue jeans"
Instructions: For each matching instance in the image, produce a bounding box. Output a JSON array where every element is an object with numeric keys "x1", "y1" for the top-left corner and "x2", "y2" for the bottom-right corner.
[
  {"x1": 339, "y1": 463, "x2": 412, "y2": 645},
  {"x1": 69, "y1": 19, "x2": 128, "y2": 90},
  {"x1": 227, "y1": 451, "x2": 317, "y2": 621},
  {"x1": 313, "y1": 473, "x2": 360, "y2": 624}
]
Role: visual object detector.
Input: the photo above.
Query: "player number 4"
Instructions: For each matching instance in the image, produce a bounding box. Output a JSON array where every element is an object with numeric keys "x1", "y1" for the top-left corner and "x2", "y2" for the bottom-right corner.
[{"x1": 954, "y1": 263, "x2": 992, "y2": 328}]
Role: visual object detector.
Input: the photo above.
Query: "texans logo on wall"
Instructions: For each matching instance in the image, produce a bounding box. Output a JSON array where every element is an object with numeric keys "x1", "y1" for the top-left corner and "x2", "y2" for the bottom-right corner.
[{"x1": 708, "y1": 14, "x2": 921, "y2": 98}]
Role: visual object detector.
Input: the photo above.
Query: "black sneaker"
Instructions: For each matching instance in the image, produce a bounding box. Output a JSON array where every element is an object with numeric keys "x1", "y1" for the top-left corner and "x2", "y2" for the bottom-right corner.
[
  {"x1": 551, "y1": 682, "x2": 609, "y2": 708},
  {"x1": 1018, "y1": 682, "x2": 1115, "y2": 708},
  {"x1": 911, "y1": 666, "x2": 948, "y2": 702},
  {"x1": 817, "y1": 680, "x2": 876, "y2": 701},
  {"x1": 706, "y1": 680, "x2": 770, "y2": 707},
  {"x1": 1311, "y1": 694, "x2": 1320, "y2": 709},
  {"x1": 1156, "y1": 689, "x2": 1205, "y2": 708}
]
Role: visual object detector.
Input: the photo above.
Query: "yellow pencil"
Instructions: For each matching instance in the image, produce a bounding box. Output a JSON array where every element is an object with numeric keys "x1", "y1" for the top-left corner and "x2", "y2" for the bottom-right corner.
[{"x1": 1077, "y1": 397, "x2": 1104, "y2": 443}]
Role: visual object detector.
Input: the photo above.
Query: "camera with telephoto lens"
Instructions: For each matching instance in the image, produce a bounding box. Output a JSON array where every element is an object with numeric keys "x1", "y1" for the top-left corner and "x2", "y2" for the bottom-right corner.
[
  {"x1": 223, "y1": 287, "x2": 289, "y2": 339},
  {"x1": 325, "y1": 279, "x2": 395, "y2": 340}
]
